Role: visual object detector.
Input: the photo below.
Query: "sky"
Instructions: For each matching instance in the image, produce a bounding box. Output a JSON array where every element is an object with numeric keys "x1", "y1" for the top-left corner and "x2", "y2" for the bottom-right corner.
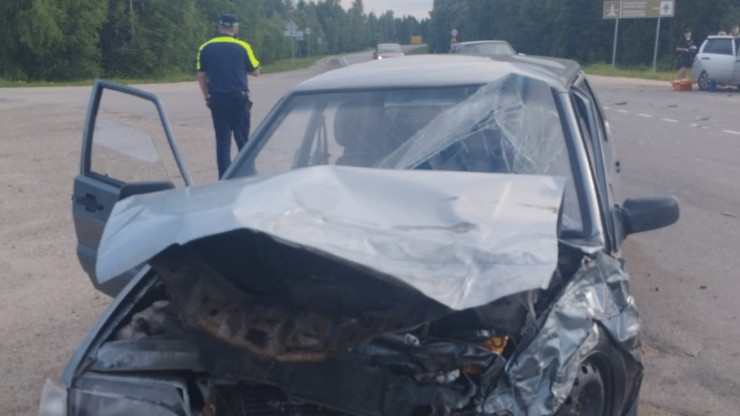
[{"x1": 359, "y1": 0, "x2": 434, "y2": 20}]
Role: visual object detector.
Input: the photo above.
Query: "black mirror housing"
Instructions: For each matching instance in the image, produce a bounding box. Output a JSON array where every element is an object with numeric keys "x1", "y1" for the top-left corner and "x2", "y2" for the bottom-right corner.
[{"x1": 619, "y1": 196, "x2": 679, "y2": 237}]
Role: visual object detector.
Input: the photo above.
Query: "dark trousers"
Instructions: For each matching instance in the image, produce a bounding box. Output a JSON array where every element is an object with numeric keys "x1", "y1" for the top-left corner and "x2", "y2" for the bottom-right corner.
[{"x1": 209, "y1": 92, "x2": 251, "y2": 178}]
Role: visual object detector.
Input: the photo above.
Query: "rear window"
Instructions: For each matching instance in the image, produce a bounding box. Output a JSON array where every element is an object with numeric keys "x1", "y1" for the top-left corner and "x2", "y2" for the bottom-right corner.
[
  {"x1": 703, "y1": 38, "x2": 733, "y2": 55},
  {"x1": 377, "y1": 44, "x2": 403, "y2": 53},
  {"x1": 462, "y1": 43, "x2": 514, "y2": 56}
]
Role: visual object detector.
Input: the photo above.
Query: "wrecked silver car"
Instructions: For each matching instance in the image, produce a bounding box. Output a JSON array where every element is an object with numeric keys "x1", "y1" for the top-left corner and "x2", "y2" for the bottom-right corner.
[{"x1": 43, "y1": 55, "x2": 679, "y2": 416}]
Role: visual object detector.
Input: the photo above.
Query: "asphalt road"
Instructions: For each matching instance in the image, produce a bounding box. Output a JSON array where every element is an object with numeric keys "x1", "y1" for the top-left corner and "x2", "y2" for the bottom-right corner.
[
  {"x1": 1, "y1": 52, "x2": 738, "y2": 415},
  {"x1": 594, "y1": 77, "x2": 740, "y2": 415}
]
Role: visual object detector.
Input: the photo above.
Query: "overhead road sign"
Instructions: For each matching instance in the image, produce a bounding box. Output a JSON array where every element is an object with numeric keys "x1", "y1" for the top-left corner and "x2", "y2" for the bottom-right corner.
[
  {"x1": 603, "y1": 0, "x2": 674, "y2": 19},
  {"x1": 603, "y1": 1, "x2": 675, "y2": 71},
  {"x1": 659, "y1": 1, "x2": 674, "y2": 17},
  {"x1": 604, "y1": 1, "x2": 621, "y2": 19}
]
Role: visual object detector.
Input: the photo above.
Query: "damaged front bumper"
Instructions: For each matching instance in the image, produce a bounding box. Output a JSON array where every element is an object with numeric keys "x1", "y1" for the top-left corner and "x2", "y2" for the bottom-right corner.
[
  {"x1": 41, "y1": 251, "x2": 640, "y2": 416},
  {"x1": 154, "y1": 249, "x2": 640, "y2": 416},
  {"x1": 46, "y1": 167, "x2": 641, "y2": 415}
]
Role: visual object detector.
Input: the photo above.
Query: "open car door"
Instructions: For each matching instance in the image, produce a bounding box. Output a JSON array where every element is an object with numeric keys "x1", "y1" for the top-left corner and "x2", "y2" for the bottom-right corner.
[{"x1": 72, "y1": 79, "x2": 193, "y2": 296}]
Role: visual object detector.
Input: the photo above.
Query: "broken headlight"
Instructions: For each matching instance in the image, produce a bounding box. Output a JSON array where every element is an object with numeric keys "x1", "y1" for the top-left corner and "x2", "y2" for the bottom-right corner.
[
  {"x1": 65, "y1": 374, "x2": 191, "y2": 416},
  {"x1": 39, "y1": 379, "x2": 68, "y2": 416}
]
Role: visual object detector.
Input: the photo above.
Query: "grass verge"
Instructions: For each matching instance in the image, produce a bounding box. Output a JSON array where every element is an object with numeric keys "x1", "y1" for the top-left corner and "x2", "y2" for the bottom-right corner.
[
  {"x1": 585, "y1": 63, "x2": 675, "y2": 81},
  {"x1": 0, "y1": 56, "x2": 325, "y2": 88},
  {"x1": 2, "y1": 57, "x2": 684, "y2": 87}
]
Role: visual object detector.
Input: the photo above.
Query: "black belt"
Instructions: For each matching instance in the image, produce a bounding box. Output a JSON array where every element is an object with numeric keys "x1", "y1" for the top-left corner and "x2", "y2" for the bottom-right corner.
[{"x1": 211, "y1": 91, "x2": 247, "y2": 97}]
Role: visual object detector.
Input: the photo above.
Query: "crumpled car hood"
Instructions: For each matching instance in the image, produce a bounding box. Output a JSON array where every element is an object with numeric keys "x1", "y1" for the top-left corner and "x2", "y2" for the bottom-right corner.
[{"x1": 97, "y1": 165, "x2": 565, "y2": 311}]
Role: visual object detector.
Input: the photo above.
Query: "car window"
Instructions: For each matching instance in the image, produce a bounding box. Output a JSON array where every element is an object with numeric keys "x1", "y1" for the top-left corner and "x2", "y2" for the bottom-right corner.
[
  {"x1": 377, "y1": 44, "x2": 403, "y2": 53},
  {"x1": 576, "y1": 78, "x2": 621, "y2": 202},
  {"x1": 465, "y1": 43, "x2": 514, "y2": 55},
  {"x1": 703, "y1": 38, "x2": 734, "y2": 55},
  {"x1": 237, "y1": 74, "x2": 585, "y2": 235},
  {"x1": 89, "y1": 90, "x2": 187, "y2": 187},
  {"x1": 571, "y1": 87, "x2": 616, "y2": 244},
  {"x1": 247, "y1": 87, "x2": 478, "y2": 174}
]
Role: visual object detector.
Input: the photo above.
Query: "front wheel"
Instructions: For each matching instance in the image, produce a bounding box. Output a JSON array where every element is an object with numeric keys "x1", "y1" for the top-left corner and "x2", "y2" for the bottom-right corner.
[
  {"x1": 556, "y1": 357, "x2": 609, "y2": 415},
  {"x1": 697, "y1": 71, "x2": 715, "y2": 91}
]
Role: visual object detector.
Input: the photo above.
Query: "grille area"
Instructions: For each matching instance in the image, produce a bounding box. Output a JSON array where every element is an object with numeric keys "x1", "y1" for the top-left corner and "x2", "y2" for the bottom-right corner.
[{"x1": 216, "y1": 383, "x2": 354, "y2": 416}]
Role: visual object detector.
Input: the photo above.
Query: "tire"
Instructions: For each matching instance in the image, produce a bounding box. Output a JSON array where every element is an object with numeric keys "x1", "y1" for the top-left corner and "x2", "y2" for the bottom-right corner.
[
  {"x1": 697, "y1": 71, "x2": 715, "y2": 91},
  {"x1": 555, "y1": 355, "x2": 610, "y2": 416},
  {"x1": 554, "y1": 328, "x2": 623, "y2": 416}
]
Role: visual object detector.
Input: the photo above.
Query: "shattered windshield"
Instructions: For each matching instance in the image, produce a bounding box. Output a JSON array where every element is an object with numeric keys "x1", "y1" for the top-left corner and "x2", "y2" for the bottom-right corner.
[{"x1": 238, "y1": 74, "x2": 583, "y2": 234}]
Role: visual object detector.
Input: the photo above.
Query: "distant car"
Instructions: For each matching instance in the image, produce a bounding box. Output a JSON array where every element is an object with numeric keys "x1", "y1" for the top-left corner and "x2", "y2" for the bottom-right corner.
[
  {"x1": 691, "y1": 35, "x2": 740, "y2": 91},
  {"x1": 43, "y1": 55, "x2": 680, "y2": 416},
  {"x1": 449, "y1": 40, "x2": 516, "y2": 57},
  {"x1": 373, "y1": 42, "x2": 405, "y2": 59}
]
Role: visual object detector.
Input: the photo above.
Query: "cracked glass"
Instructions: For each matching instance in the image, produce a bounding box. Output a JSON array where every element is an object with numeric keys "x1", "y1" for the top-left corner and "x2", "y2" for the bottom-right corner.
[{"x1": 241, "y1": 73, "x2": 583, "y2": 233}]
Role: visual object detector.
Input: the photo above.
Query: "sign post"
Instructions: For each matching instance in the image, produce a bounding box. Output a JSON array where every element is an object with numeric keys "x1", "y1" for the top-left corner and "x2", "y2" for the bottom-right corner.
[
  {"x1": 284, "y1": 20, "x2": 299, "y2": 62},
  {"x1": 603, "y1": 1, "x2": 674, "y2": 68},
  {"x1": 652, "y1": 1, "x2": 675, "y2": 70},
  {"x1": 305, "y1": 27, "x2": 311, "y2": 57},
  {"x1": 604, "y1": 1, "x2": 622, "y2": 67}
]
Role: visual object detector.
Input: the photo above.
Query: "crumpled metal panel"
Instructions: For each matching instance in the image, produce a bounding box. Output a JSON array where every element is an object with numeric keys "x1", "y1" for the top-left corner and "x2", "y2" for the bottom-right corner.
[
  {"x1": 97, "y1": 166, "x2": 565, "y2": 311},
  {"x1": 479, "y1": 252, "x2": 641, "y2": 415}
]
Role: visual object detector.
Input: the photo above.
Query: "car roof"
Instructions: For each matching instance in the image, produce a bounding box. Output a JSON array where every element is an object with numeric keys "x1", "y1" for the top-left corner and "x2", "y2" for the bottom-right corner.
[
  {"x1": 292, "y1": 54, "x2": 581, "y2": 93},
  {"x1": 454, "y1": 40, "x2": 511, "y2": 45},
  {"x1": 704, "y1": 35, "x2": 740, "y2": 40}
]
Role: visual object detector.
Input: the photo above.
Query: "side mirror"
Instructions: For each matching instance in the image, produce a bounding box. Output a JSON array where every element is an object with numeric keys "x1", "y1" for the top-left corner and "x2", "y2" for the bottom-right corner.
[{"x1": 619, "y1": 196, "x2": 679, "y2": 237}]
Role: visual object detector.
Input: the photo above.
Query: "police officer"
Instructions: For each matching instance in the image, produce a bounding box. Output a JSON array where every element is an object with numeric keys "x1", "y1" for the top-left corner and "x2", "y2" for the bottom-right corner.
[{"x1": 197, "y1": 13, "x2": 260, "y2": 178}]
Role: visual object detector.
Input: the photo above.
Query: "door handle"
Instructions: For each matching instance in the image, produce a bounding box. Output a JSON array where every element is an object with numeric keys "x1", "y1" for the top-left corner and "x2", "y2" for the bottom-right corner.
[
  {"x1": 701, "y1": 57, "x2": 710, "y2": 60},
  {"x1": 74, "y1": 193, "x2": 103, "y2": 213}
]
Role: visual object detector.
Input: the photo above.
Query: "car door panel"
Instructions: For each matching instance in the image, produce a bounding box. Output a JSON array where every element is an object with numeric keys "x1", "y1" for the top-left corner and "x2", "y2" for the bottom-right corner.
[
  {"x1": 699, "y1": 38, "x2": 735, "y2": 82},
  {"x1": 734, "y1": 39, "x2": 740, "y2": 83},
  {"x1": 73, "y1": 79, "x2": 191, "y2": 296}
]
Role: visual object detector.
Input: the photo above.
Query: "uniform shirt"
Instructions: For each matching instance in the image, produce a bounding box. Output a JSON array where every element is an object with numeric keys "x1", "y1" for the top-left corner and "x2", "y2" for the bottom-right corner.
[{"x1": 197, "y1": 35, "x2": 260, "y2": 95}]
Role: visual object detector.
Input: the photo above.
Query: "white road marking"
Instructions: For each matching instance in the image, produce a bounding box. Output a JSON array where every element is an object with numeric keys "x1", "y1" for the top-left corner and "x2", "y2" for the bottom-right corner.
[{"x1": 610, "y1": 109, "x2": 733, "y2": 134}]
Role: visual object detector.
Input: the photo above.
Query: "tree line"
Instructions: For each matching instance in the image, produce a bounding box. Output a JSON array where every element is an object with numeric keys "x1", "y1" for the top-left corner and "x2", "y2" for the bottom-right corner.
[
  {"x1": 0, "y1": 0, "x2": 424, "y2": 81},
  {"x1": 1, "y1": 0, "x2": 738, "y2": 82},
  {"x1": 427, "y1": 0, "x2": 740, "y2": 68}
]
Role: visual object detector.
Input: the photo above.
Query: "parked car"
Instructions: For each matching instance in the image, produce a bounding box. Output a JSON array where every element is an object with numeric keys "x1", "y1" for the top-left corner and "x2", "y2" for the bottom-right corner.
[
  {"x1": 41, "y1": 55, "x2": 679, "y2": 416},
  {"x1": 691, "y1": 35, "x2": 740, "y2": 90},
  {"x1": 373, "y1": 42, "x2": 405, "y2": 59},
  {"x1": 449, "y1": 40, "x2": 516, "y2": 57}
]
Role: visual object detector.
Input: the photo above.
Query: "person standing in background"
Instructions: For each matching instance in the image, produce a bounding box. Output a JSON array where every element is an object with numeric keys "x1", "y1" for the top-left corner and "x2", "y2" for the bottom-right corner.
[
  {"x1": 674, "y1": 28, "x2": 695, "y2": 82},
  {"x1": 197, "y1": 13, "x2": 260, "y2": 178}
]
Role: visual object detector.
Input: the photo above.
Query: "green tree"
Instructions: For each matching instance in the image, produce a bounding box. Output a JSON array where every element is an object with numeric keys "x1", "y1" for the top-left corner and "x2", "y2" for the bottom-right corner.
[{"x1": 17, "y1": 0, "x2": 106, "y2": 80}]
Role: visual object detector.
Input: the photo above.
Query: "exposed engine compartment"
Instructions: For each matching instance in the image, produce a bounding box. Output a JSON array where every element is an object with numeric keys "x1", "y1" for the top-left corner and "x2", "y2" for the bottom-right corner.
[
  {"x1": 102, "y1": 242, "x2": 554, "y2": 416},
  {"x1": 88, "y1": 244, "x2": 639, "y2": 416}
]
